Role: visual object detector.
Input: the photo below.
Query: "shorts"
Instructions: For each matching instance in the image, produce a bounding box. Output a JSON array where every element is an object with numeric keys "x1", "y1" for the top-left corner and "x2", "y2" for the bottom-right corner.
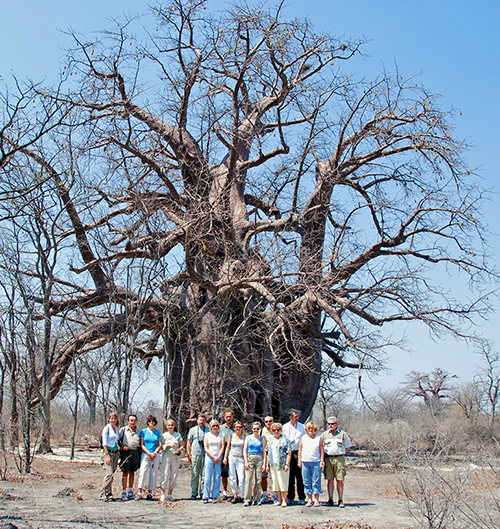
[
  {"x1": 221, "y1": 462, "x2": 229, "y2": 478},
  {"x1": 120, "y1": 449, "x2": 141, "y2": 473},
  {"x1": 324, "y1": 455, "x2": 346, "y2": 481}
]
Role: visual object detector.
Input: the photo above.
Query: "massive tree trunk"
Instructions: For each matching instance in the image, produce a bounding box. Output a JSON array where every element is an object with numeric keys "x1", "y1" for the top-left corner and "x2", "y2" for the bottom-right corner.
[{"x1": 162, "y1": 276, "x2": 322, "y2": 422}]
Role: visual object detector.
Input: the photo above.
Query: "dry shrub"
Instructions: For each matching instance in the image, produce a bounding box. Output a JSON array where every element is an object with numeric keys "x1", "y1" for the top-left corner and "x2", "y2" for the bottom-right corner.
[
  {"x1": 398, "y1": 455, "x2": 500, "y2": 529},
  {"x1": 346, "y1": 400, "x2": 500, "y2": 469}
]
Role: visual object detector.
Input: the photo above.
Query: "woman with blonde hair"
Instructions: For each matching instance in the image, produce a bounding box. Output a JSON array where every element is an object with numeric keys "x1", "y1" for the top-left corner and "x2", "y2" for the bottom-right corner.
[
  {"x1": 160, "y1": 419, "x2": 184, "y2": 502},
  {"x1": 243, "y1": 421, "x2": 267, "y2": 506},
  {"x1": 266, "y1": 422, "x2": 292, "y2": 507},
  {"x1": 100, "y1": 412, "x2": 120, "y2": 501},
  {"x1": 224, "y1": 421, "x2": 246, "y2": 503},
  {"x1": 202, "y1": 419, "x2": 226, "y2": 503},
  {"x1": 298, "y1": 421, "x2": 324, "y2": 507}
]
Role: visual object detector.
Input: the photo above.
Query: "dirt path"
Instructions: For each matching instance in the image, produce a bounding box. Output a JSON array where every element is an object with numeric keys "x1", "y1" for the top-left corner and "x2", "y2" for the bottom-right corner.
[{"x1": 0, "y1": 448, "x2": 414, "y2": 529}]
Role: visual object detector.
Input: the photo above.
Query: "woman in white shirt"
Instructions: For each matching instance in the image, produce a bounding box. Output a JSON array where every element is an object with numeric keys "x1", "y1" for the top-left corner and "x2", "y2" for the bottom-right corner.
[
  {"x1": 298, "y1": 421, "x2": 325, "y2": 507},
  {"x1": 100, "y1": 412, "x2": 120, "y2": 501},
  {"x1": 159, "y1": 419, "x2": 184, "y2": 503},
  {"x1": 202, "y1": 420, "x2": 226, "y2": 503},
  {"x1": 223, "y1": 421, "x2": 246, "y2": 503}
]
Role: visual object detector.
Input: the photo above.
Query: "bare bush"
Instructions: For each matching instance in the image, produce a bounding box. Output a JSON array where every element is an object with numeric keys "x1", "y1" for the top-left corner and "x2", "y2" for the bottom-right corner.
[{"x1": 399, "y1": 454, "x2": 500, "y2": 529}]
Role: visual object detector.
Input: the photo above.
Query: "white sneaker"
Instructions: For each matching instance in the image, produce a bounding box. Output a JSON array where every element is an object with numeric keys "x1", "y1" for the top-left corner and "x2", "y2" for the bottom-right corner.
[{"x1": 159, "y1": 494, "x2": 166, "y2": 503}]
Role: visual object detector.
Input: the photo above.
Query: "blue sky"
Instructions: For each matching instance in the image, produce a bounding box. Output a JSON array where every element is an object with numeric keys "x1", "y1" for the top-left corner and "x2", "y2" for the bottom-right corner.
[{"x1": 1, "y1": 1, "x2": 499, "y2": 391}]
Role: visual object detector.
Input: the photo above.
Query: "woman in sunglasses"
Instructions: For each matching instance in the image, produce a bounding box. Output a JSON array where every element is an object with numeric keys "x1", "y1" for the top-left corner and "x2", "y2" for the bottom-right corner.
[
  {"x1": 202, "y1": 420, "x2": 226, "y2": 503},
  {"x1": 224, "y1": 421, "x2": 246, "y2": 503},
  {"x1": 137, "y1": 415, "x2": 162, "y2": 500},
  {"x1": 243, "y1": 421, "x2": 267, "y2": 506},
  {"x1": 266, "y1": 422, "x2": 292, "y2": 507}
]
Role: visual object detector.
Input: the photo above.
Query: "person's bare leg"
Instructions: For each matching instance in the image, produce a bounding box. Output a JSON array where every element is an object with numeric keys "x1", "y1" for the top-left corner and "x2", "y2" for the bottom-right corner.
[
  {"x1": 337, "y1": 480, "x2": 344, "y2": 501},
  {"x1": 281, "y1": 491, "x2": 288, "y2": 507},
  {"x1": 327, "y1": 479, "x2": 334, "y2": 501}
]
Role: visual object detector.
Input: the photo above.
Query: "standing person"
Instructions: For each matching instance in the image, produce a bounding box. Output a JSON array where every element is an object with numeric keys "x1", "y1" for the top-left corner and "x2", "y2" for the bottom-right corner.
[
  {"x1": 266, "y1": 422, "x2": 292, "y2": 507},
  {"x1": 187, "y1": 414, "x2": 209, "y2": 499},
  {"x1": 137, "y1": 415, "x2": 162, "y2": 500},
  {"x1": 321, "y1": 416, "x2": 352, "y2": 507},
  {"x1": 219, "y1": 408, "x2": 235, "y2": 499},
  {"x1": 159, "y1": 419, "x2": 184, "y2": 503},
  {"x1": 298, "y1": 421, "x2": 324, "y2": 507},
  {"x1": 119, "y1": 414, "x2": 141, "y2": 501},
  {"x1": 282, "y1": 408, "x2": 306, "y2": 505},
  {"x1": 224, "y1": 421, "x2": 246, "y2": 503},
  {"x1": 202, "y1": 420, "x2": 226, "y2": 503},
  {"x1": 261, "y1": 416, "x2": 274, "y2": 503},
  {"x1": 243, "y1": 422, "x2": 267, "y2": 507},
  {"x1": 100, "y1": 412, "x2": 120, "y2": 501}
]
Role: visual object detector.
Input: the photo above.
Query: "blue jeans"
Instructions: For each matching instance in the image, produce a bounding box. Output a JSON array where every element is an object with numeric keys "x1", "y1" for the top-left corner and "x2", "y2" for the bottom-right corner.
[
  {"x1": 203, "y1": 455, "x2": 222, "y2": 500},
  {"x1": 301, "y1": 461, "x2": 322, "y2": 496}
]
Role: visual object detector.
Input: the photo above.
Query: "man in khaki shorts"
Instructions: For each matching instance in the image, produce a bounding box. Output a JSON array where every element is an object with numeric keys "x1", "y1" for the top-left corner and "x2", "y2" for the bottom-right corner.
[{"x1": 321, "y1": 416, "x2": 352, "y2": 507}]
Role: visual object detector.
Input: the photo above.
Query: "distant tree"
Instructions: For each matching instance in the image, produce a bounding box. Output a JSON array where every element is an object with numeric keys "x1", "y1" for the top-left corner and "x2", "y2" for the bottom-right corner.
[
  {"x1": 0, "y1": 1, "x2": 493, "y2": 421},
  {"x1": 450, "y1": 380, "x2": 485, "y2": 423},
  {"x1": 372, "y1": 388, "x2": 411, "y2": 422},
  {"x1": 403, "y1": 369, "x2": 456, "y2": 412},
  {"x1": 477, "y1": 344, "x2": 500, "y2": 428}
]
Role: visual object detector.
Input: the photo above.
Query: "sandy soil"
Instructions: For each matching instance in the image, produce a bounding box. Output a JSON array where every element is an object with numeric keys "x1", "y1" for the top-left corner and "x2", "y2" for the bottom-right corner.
[{"x1": 0, "y1": 448, "x2": 414, "y2": 529}]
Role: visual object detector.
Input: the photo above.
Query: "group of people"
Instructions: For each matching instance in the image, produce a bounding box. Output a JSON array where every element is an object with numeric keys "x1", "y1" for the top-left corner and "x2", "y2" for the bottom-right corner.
[
  {"x1": 100, "y1": 408, "x2": 352, "y2": 508},
  {"x1": 100, "y1": 413, "x2": 184, "y2": 503}
]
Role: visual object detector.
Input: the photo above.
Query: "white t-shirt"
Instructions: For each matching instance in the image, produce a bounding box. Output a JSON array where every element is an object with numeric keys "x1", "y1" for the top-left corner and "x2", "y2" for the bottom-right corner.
[
  {"x1": 205, "y1": 432, "x2": 223, "y2": 458},
  {"x1": 301, "y1": 434, "x2": 321, "y2": 462}
]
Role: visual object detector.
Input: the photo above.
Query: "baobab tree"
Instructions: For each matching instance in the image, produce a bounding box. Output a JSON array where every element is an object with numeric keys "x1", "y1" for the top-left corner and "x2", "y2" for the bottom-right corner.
[
  {"x1": 0, "y1": 0, "x2": 493, "y2": 422},
  {"x1": 403, "y1": 368, "x2": 457, "y2": 412}
]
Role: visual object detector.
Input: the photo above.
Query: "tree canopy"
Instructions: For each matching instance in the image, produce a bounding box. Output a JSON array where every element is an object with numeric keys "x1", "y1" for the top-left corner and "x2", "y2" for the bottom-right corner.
[{"x1": 0, "y1": 0, "x2": 494, "y2": 422}]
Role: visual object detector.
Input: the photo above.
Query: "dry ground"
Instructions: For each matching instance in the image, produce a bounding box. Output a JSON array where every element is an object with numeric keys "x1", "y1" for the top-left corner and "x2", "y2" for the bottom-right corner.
[{"x1": 0, "y1": 448, "x2": 414, "y2": 529}]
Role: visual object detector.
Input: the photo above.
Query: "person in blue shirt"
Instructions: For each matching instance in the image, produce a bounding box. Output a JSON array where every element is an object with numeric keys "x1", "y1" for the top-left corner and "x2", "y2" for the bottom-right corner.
[
  {"x1": 243, "y1": 422, "x2": 268, "y2": 506},
  {"x1": 137, "y1": 415, "x2": 162, "y2": 500}
]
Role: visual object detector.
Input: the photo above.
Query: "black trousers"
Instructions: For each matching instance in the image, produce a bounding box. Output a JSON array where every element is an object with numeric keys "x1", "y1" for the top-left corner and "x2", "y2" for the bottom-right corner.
[{"x1": 288, "y1": 450, "x2": 305, "y2": 501}]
